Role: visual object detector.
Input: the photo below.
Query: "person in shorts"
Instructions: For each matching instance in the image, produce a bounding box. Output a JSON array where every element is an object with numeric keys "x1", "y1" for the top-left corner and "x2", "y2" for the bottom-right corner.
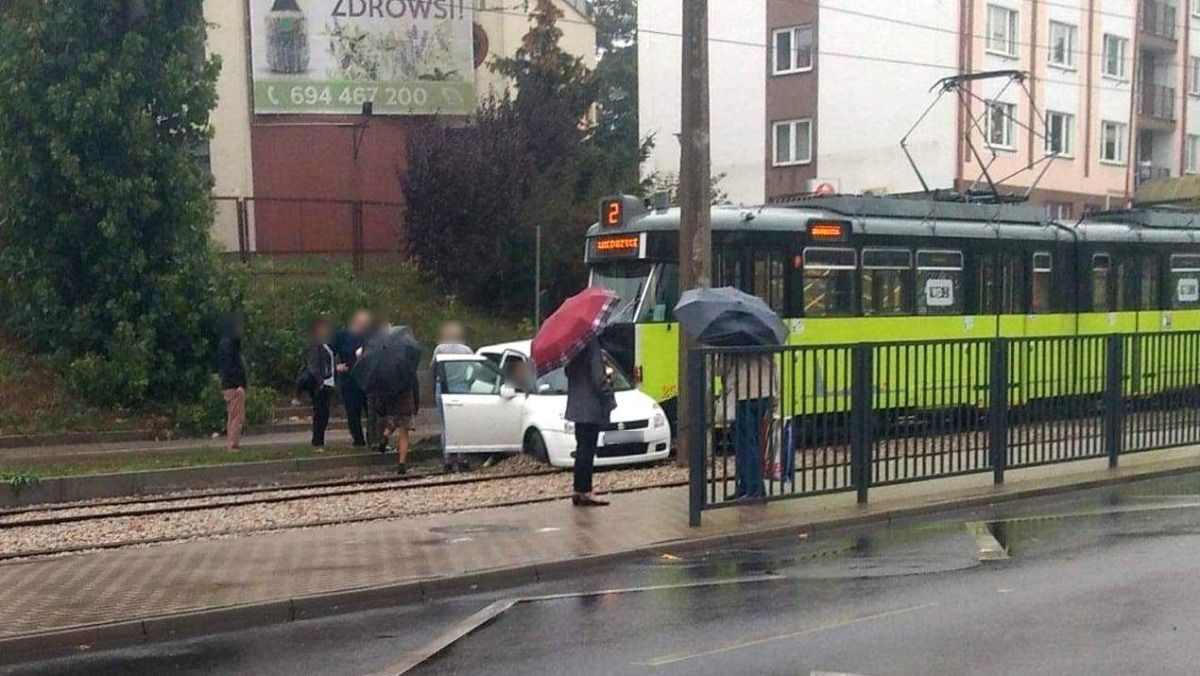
[{"x1": 370, "y1": 384, "x2": 418, "y2": 475}]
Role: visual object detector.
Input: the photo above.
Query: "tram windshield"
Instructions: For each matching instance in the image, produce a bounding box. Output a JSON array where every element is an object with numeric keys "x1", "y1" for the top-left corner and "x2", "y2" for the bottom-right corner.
[{"x1": 589, "y1": 261, "x2": 680, "y2": 323}]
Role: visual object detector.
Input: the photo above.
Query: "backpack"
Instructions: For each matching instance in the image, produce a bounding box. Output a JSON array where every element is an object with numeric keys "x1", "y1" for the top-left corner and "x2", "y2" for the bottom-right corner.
[{"x1": 295, "y1": 363, "x2": 316, "y2": 397}]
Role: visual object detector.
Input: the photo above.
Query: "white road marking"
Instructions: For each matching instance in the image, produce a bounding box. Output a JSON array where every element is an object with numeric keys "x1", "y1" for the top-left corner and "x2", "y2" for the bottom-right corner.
[{"x1": 634, "y1": 603, "x2": 937, "y2": 667}]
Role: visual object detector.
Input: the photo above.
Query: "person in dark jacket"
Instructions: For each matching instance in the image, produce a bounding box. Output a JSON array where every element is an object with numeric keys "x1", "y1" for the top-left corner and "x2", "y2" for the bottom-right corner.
[
  {"x1": 334, "y1": 310, "x2": 373, "y2": 447},
  {"x1": 564, "y1": 337, "x2": 617, "y2": 507},
  {"x1": 304, "y1": 315, "x2": 337, "y2": 450},
  {"x1": 216, "y1": 312, "x2": 247, "y2": 452}
]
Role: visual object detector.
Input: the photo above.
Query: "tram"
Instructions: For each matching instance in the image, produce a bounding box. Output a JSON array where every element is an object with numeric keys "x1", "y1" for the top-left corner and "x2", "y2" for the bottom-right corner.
[{"x1": 585, "y1": 193, "x2": 1200, "y2": 424}]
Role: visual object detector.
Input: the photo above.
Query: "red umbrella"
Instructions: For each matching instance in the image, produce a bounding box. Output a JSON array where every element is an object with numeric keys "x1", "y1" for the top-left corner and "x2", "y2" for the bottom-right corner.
[{"x1": 531, "y1": 287, "x2": 620, "y2": 375}]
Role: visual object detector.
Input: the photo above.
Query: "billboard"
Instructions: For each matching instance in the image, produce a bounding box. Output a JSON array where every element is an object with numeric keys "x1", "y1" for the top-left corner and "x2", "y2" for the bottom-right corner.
[{"x1": 249, "y1": 0, "x2": 476, "y2": 115}]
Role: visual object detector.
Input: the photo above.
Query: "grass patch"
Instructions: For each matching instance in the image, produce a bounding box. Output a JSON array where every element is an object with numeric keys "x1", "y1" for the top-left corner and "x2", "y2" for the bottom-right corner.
[{"x1": 0, "y1": 443, "x2": 372, "y2": 479}]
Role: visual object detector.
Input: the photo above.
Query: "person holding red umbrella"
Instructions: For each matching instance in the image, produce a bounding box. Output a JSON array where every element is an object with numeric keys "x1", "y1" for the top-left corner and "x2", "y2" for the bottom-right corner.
[{"x1": 532, "y1": 287, "x2": 620, "y2": 507}]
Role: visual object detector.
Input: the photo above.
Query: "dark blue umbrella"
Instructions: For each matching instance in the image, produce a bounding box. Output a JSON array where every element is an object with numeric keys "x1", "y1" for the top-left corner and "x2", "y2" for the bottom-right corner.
[
  {"x1": 352, "y1": 325, "x2": 423, "y2": 393},
  {"x1": 674, "y1": 287, "x2": 788, "y2": 347}
]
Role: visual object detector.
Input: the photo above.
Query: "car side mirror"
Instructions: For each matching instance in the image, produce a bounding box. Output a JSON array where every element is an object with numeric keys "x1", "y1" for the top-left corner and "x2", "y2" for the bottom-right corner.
[{"x1": 500, "y1": 384, "x2": 519, "y2": 399}]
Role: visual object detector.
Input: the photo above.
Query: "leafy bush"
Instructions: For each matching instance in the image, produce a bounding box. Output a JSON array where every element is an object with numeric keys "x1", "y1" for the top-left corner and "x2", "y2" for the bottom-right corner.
[
  {"x1": 174, "y1": 376, "x2": 274, "y2": 437},
  {"x1": 63, "y1": 322, "x2": 154, "y2": 408}
]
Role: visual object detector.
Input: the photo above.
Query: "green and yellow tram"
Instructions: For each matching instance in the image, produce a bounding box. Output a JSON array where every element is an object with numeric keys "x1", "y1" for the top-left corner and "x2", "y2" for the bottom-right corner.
[{"x1": 586, "y1": 194, "x2": 1200, "y2": 424}]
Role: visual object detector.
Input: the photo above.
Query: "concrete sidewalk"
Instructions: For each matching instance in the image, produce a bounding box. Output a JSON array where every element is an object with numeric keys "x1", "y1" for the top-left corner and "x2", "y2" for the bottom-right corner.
[{"x1": 4, "y1": 444, "x2": 1200, "y2": 662}]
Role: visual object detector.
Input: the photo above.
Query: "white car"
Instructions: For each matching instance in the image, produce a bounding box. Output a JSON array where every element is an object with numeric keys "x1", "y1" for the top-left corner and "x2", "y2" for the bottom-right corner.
[{"x1": 432, "y1": 340, "x2": 671, "y2": 468}]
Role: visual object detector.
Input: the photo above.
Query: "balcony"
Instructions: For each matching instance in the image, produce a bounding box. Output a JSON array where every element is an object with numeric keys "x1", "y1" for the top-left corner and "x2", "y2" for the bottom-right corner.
[
  {"x1": 1137, "y1": 163, "x2": 1172, "y2": 187},
  {"x1": 1141, "y1": 0, "x2": 1178, "y2": 47},
  {"x1": 1138, "y1": 84, "x2": 1177, "y2": 124}
]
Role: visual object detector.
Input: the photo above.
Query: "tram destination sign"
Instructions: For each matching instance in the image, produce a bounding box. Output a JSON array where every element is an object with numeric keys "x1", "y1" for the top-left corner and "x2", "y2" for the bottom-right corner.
[
  {"x1": 250, "y1": 0, "x2": 476, "y2": 115},
  {"x1": 589, "y1": 234, "x2": 643, "y2": 260}
]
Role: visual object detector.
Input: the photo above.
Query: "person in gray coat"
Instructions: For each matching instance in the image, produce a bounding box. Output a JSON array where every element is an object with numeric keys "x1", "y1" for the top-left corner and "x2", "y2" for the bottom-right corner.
[{"x1": 564, "y1": 337, "x2": 617, "y2": 507}]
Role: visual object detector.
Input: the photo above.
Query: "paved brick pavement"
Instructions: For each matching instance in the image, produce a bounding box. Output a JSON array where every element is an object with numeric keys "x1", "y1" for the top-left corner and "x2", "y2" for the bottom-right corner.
[{"x1": 2, "y1": 445, "x2": 1200, "y2": 643}]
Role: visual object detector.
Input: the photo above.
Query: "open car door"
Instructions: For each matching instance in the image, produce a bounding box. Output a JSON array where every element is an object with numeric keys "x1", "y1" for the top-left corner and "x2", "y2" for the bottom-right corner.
[{"x1": 436, "y1": 358, "x2": 524, "y2": 454}]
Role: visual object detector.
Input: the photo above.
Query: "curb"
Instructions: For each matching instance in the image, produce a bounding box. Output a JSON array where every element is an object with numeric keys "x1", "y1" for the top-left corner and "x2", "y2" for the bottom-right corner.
[{"x1": 3, "y1": 457, "x2": 1199, "y2": 665}]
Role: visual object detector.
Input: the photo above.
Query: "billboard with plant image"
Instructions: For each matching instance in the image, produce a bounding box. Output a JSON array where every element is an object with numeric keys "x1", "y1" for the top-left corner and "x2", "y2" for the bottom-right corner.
[{"x1": 250, "y1": 0, "x2": 475, "y2": 115}]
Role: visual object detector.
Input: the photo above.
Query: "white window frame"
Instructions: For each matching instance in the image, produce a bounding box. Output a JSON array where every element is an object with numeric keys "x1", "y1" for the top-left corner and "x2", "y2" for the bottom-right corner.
[
  {"x1": 1187, "y1": 135, "x2": 1200, "y2": 175},
  {"x1": 1193, "y1": 0, "x2": 1200, "y2": 18},
  {"x1": 1191, "y1": 56, "x2": 1200, "y2": 97},
  {"x1": 986, "y1": 4, "x2": 1019, "y2": 57},
  {"x1": 1044, "y1": 111, "x2": 1075, "y2": 158},
  {"x1": 772, "y1": 118, "x2": 813, "y2": 167},
  {"x1": 772, "y1": 25, "x2": 814, "y2": 76},
  {"x1": 984, "y1": 100, "x2": 1017, "y2": 150},
  {"x1": 1102, "y1": 34, "x2": 1129, "y2": 80},
  {"x1": 1048, "y1": 21, "x2": 1077, "y2": 69},
  {"x1": 1100, "y1": 121, "x2": 1127, "y2": 165}
]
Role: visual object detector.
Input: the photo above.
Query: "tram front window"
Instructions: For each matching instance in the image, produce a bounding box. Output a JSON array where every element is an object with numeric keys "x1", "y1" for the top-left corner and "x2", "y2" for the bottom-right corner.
[{"x1": 591, "y1": 262, "x2": 653, "y2": 323}]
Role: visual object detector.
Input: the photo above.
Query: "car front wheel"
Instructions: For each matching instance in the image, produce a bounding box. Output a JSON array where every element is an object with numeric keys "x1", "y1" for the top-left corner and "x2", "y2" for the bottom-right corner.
[{"x1": 523, "y1": 429, "x2": 550, "y2": 464}]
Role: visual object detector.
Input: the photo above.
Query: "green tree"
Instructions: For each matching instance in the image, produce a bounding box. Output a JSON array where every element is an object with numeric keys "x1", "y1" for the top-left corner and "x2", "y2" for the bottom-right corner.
[
  {"x1": 0, "y1": 0, "x2": 225, "y2": 406},
  {"x1": 404, "y1": 0, "x2": 635, "y2": 313},
  {"x1": 590, "y1": 0, "x2": 647, "y2": 187}
]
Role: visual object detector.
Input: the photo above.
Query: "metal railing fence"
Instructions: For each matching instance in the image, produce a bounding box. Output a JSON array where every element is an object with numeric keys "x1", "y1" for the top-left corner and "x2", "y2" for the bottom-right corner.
[{"x1": 687, "y1": 331, "x2": 1200, "y2": 525}]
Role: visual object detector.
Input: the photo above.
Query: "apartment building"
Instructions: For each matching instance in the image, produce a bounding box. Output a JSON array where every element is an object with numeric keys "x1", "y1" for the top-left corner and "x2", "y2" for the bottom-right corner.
[
  {"x1": 202, "y1": 0, "x2": 596, "y2": 253},
  {"x1": 641, "y1": 0, "x2": 1200, "y2": 217}
]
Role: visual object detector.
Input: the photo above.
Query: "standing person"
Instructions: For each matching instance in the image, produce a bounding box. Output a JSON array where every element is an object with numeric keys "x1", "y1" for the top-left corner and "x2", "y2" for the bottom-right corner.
[
  {"x1": 431, "y1": 321, "x2": 472, "y2": 473},
  {"x1": 366, "y1": 323, "x2": 420, "y2": 475},
  {"x1": 722, "y1": 352, "x2": 778, "y2": 499},
  {"x1": 564, "y1": 337, "x2": 616, "y2": 507},
  {"x1": 303, "y1": 315, "x2": 337, "y2": 451},
  {"x1": 335, "y1": 310, "x2": 373, "y2": 448},
  {"x1": 216, "y1": 312, "x2": 247, "y2": 452}
]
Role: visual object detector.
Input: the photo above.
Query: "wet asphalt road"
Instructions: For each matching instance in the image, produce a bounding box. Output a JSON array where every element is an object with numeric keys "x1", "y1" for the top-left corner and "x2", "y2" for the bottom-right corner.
[{"x1": 10, "y1": 473, "x2": 1200, "y2": 676}]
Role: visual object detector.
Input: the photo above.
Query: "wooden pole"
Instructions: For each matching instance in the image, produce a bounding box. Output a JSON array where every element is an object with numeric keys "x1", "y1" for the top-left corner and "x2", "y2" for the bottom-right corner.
[{"x1": 677, "y1": 0, "x2": 712, "y2": 467}]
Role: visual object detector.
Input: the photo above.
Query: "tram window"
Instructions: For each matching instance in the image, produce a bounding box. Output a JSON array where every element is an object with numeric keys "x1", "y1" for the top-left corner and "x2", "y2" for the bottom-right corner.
[
  {"x1": 861, "y1": 248, "x2": 912, "y2": 315},
  {"x1": 1000, "y1": 254, "x2": 1025, "y2": 314},
  {"x1": 916, "y1": 250, "x2": 963, "y2": 315},
  {"x1": 1091, "y1": 254, "x2": 1112, "y2": 312},
  {"x1": 1170, "y1": 254, "x2": 1200, "y2": 309},
  {"x1": 972, "y1": 254, "x2": 998, "y2": 314},
  {"x1": 638, "y1": 263, "x2": 679, "y2": 323},
  {"x1": 1031, "y1": 252, "x2": 1053, "y2": 313},
  {"x1": 1116, "y1": 257, "x2": 1137, "y2": 311},
  {"x1": 803, "y1": 247, "x2": 856, "y2": 316},
  {"x1": 753, "y1": 251, "x2": 786, "y2": 313},
  {"x1": 1142, "y1": 256, "x2": 1161, "y2": 310},
  {"x1": 716, "y1": 251, "x2": 744, "y2": 290}
]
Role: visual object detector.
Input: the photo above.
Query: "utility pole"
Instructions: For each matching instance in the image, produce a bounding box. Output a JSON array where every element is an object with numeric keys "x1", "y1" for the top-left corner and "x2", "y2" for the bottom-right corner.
[
  {"x1": 677, "y1": 0, "x2": 712, "y2": 468},
  {"x1": 535, "y1": 225, "x2": 543, "y2": 330}
]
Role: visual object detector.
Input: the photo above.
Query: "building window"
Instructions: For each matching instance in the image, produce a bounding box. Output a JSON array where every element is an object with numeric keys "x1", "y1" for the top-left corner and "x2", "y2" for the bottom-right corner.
[
  {"x1": 1044, "y1": 202, "x2": 1073, "y2": 219},
  {"x1": 772, "y1": 25, "x2": 814, "y2": 75},
  {"x1": 1191, "y1": 57, "x2": 1200, "y2": 96},
  {"x1": 1100, "y1": 121, "x2": 1127, "y2": 164},
  {"x1": 1044, "y1": 111, "x2": 1074, "y2": 157},
  {"x1": 985, "y1": 100, "x2": 1016, "y2": 149},
  {"x1": 1193, "y1": 0, "x2": 1200, "y2": 17},
  {"x1": 987, "y1": 5, "x2": 1019, "y2": 57},
  {"x1": 1048, "y1": 21, "x2": 1077, "y2": 68},
  {"x1": 773, "y1": 118, "x2": 812, "y2": 166},
  {"x1": 1188, "y1": 135, "x2": 1200, "y2": 175},
  {"x1": 1102, "y1": 34, "x2": 1128, "y2": 79}
]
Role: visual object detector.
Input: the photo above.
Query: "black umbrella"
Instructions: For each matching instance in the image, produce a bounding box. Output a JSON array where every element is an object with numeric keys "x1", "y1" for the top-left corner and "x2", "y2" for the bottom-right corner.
[
  {"x1": 352, "y1": 325, "x2": 424, "y2": 393},
  {"x1": 674, "y1": 287, "x2": 788, "y2": 347}
]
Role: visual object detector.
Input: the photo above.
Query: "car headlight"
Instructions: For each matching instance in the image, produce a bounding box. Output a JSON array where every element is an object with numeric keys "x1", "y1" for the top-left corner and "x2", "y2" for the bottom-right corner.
[{"x1": 653, "y1": 405, "x2": 667, "y2": 429}]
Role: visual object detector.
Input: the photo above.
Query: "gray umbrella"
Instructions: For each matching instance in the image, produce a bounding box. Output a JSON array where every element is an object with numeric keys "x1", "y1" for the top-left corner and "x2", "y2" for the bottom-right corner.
[{"x1": 674, "y1": 287, "x2": 788, "y2": 347}]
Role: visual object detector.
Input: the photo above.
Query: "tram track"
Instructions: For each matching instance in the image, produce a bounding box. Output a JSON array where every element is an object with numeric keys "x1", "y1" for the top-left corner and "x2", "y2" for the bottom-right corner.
[{"x1": 0, "y1": 467, "x2": 563, "y2": 530}]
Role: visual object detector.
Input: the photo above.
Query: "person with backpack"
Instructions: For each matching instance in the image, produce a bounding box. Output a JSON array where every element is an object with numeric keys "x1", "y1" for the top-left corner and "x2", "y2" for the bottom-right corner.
[{"x1": 301, "y1": 315, "x2": 337, "y2": 451}]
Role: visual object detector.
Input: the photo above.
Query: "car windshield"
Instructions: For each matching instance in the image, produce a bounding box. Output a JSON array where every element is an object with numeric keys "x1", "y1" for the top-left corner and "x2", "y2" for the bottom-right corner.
[
  {"x1": 590, "y1": 262, "x2": 652, "y2": 323},
  {"x1": 533, "y1": 362, "x2": 636, "y2": 396}
]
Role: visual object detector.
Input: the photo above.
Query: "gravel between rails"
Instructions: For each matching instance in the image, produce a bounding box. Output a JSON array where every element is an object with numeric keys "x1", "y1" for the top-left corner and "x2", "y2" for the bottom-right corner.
[{"x1": 1, "y1": 458, "x2": 687, "y2": 559}]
